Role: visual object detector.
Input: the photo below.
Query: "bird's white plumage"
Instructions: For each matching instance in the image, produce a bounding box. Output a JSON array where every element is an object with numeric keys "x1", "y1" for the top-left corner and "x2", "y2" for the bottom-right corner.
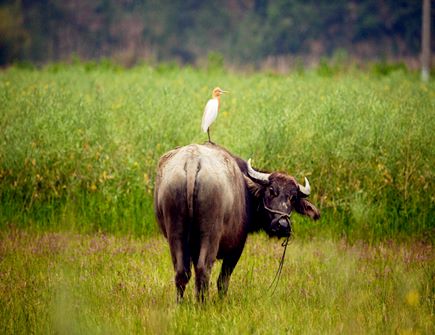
[{"x1": 201, "y1": 98, "x2": 219, "y2": 133}]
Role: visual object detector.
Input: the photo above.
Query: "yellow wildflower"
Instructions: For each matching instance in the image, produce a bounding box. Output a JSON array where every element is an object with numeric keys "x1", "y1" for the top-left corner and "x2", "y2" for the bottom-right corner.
[{"x1": 406, "y1": 290, "x2": 419, "y2": 306}]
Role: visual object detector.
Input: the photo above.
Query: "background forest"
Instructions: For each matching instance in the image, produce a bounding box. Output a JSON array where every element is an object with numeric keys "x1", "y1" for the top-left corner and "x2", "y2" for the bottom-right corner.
[{"x1": 1, "y1": 0, "x2": 434, "y2": 67}]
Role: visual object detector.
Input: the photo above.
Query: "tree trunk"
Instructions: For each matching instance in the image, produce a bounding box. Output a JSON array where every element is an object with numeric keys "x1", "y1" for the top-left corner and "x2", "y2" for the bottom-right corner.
[{"x1": 421, "y1": 0, "x2": 431, "y2": 81}]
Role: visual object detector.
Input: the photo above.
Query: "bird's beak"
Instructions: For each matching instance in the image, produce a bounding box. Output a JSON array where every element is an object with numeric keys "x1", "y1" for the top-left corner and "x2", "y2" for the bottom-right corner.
[{"x1": 221, "y1": 90, "x2": 229, "y2": 94}]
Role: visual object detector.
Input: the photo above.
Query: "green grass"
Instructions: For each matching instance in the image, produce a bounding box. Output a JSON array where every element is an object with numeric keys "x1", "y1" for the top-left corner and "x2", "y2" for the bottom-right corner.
[
  {"x1": 0, "y1": 231, "x2": 433, "y2": 334},
  {"x1": 0, "y1": 64, "x2": 434, "y2": 240},
  {"x1": 1, "y1": 63, "x2": 434, "y2": 334}
]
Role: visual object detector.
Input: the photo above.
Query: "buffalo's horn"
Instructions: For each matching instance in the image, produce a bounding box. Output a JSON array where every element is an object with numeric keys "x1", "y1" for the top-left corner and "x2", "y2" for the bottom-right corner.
[
  {"x1": 247, "y1": 159, "x2": 270, "y2": 182},
  {"x1": 298, "y1": 177, "x2": 311, "y2": 196}
]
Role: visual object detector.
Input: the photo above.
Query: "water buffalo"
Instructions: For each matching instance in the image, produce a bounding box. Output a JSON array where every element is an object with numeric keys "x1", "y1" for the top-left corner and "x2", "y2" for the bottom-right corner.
[{"x1": 154, "y1": 143, "x2": 320, "y2": 302}]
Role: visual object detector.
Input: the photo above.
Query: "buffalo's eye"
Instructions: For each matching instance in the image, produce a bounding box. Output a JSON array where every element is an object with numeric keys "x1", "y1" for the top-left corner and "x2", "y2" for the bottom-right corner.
[{"x1": 269, "y1": 187, "x2": 278, "y2": 197}]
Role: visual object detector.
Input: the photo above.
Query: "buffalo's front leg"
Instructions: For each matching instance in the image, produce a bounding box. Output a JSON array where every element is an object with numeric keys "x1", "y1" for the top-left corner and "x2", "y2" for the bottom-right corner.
[{"x1": 217, "y1": 251, "x2": 242, "y2": 297}]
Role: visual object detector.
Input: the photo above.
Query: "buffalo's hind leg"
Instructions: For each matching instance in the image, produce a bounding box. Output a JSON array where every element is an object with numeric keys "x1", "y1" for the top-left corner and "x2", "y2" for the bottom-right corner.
[
  {"x1": 193, "y1": 236, "x2": 220, "y2": 302},
  {"x1": 168, "y1": 229, "x2": 191, "y2": 303},
  {"x1": 193, "y1": 246, "x2": 213, "y2": 302},
  {"x1": 175, "y1": 251, "x2": 191, "y2": 303},
  {"x1": 194, "y1": 263, "x2": 210, "y2": 302},
  {"x1": 175, "y1": 265, "x2": 191, "y2": 303}
]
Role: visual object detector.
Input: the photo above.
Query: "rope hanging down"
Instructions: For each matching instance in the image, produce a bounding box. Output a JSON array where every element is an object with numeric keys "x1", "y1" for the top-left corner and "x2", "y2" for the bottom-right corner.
[
  {"x1": 269, "y1": 235, "x2": 290, "y2": 295},
  {"x1": 261, "y1": 199, "x2": 292, "y2": 295}
]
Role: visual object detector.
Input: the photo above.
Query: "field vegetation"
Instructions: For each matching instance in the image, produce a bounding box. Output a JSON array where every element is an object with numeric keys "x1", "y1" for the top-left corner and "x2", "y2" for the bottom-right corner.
[
  {"x1": 0, "y1": 231, "x2": 433, "y2": 334},
  {"x1": 0, "y1": 63, "x2": 433, "y2": 240},
  {"x1": 0, "y1": 63, "x2": 434, "y2": 333}
]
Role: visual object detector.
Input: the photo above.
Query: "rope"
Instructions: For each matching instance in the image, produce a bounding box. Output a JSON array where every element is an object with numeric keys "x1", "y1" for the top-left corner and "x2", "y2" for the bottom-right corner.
[
  {"x1": 261, "y1": 199, "x2": 292, "y2": 295},
  {"x1": 268, "y1": 235, "x2": 290, "y2": 295}
]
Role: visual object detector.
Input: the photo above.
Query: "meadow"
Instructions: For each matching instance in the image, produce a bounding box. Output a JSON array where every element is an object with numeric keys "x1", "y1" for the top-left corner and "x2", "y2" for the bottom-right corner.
[
  {"x1": 1, "y1": 230, "x2": 433, "y2": 334},
  {"x1": 1, "y1": 63, "x2": 434, "y2": 239},
  {"x1": 0, "y1": 63, "x2": 434, "y2": 333}
]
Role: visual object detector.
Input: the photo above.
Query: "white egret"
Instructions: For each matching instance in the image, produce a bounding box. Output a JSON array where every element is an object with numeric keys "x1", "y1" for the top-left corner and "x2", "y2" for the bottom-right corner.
[{"x1": 201, "y1": 87, "x2": 228, "y2": 143}]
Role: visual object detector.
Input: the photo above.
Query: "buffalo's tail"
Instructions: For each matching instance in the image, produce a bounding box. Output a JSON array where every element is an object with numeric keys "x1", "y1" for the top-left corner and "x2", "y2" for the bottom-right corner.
[{"x1": 185, "y1": 154, "x2": 200, "y2": 220}]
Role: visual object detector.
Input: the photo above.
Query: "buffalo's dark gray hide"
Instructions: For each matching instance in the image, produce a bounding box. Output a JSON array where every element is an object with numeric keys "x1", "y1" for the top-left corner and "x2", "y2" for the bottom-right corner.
[{"x1": 154, "y1": 143, "x2": 320, "y2": 302}]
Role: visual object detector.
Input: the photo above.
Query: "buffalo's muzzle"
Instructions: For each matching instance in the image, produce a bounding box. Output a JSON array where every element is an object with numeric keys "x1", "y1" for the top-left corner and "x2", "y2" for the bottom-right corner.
[
  {"x1": 278, "y1": 218, "x2": 289, "y2": 229},
  {"x1": 270, "y1": 217, "x2": 292, "y2": 237}
]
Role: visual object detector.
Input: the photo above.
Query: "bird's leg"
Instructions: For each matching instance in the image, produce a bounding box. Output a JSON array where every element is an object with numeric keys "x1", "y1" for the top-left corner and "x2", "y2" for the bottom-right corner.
[{"x1": 207, "y1": 129, "x2": 212, "y2": 144}]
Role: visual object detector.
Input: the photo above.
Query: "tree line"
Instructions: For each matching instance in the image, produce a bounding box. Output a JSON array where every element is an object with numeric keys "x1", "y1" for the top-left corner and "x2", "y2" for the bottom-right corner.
[{"x1": 0, "y1": 0, "x2": 432, "y2": 67}]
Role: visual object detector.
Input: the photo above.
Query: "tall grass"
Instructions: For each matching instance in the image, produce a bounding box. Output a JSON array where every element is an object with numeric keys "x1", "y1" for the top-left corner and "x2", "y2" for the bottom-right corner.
[
  {"x1": 0, "y1": 231, "x2": 433, "y2": 334},
  {"x1": 0, "y1": 64, "x2": 434, "y2": 240}
]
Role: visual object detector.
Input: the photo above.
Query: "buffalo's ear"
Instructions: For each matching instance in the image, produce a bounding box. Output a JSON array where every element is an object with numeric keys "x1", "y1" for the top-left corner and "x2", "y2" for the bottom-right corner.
[
  {"x1": 243, "y1": 175, "x2": 266, "y2": 198},
  {"x1": 294, "y1": 198, "x2": 320, "y2": 220}
]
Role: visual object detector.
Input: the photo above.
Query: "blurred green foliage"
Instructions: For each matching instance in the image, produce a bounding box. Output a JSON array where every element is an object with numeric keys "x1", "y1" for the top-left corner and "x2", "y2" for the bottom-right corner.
[
  {"x1": 0, "y1": 0, "x2": 431, "y2": 66},
  {"x1": 0, "y1": 64, "x2": 434, "y2": 241}
]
